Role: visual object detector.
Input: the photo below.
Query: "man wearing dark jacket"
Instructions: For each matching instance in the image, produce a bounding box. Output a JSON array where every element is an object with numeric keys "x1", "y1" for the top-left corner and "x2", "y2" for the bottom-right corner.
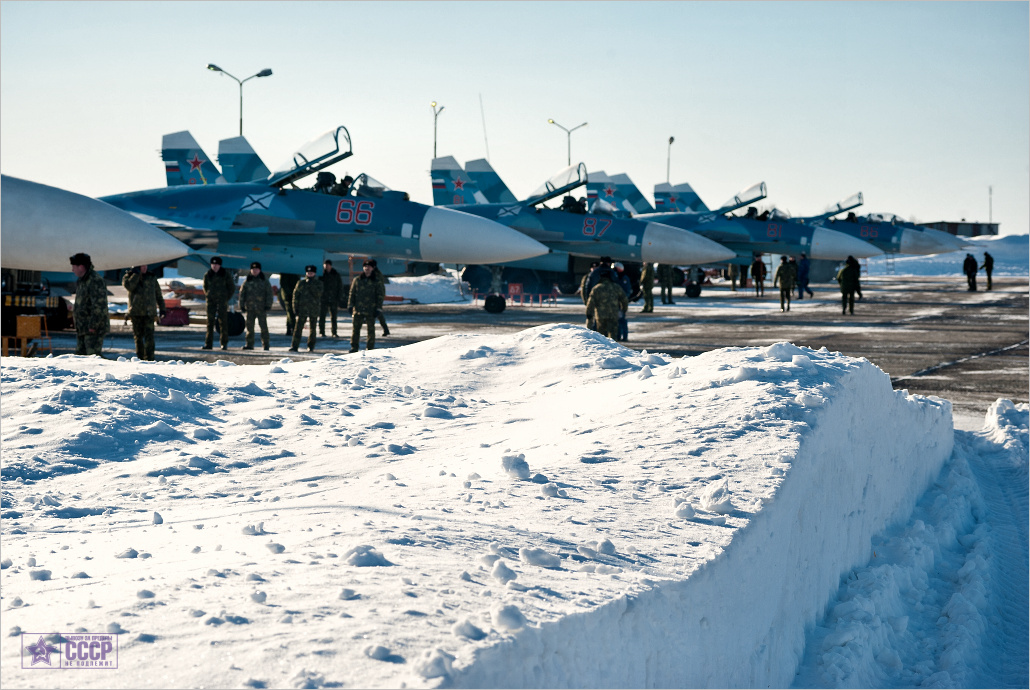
[
  {"x1": 70, "y1": 252, "x2": 110, "y2": 356},
  {"x1": 203, "y1": 256, "x2": 236, "y2": 350},
  {"x1": 122, "y1": 264, "x2": 165, "y2": 360},
  {"x1": 836, "y1": 255, "x2": 862, "y2": 315},
  {"x1": 240, "y1": 261, "x2": 274, "y2": 351},
  {"x1": 963, "y1": 253, "x2": 978, "y2": 291},
  {"x1": 980, "y1": 252, "x2": 994, "y2": 291},
  {"x1": 349, "y1": 259, "x2": 385, "y2": 353},
  {"x1": 319, "y1": 259, "x2": 345, "y2": 338}
]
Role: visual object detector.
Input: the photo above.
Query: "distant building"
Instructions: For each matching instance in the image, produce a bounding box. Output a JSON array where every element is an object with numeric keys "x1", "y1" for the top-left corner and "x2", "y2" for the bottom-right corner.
[{"x1": 919, "y1": 220, "x2": 999, "y2": 237}]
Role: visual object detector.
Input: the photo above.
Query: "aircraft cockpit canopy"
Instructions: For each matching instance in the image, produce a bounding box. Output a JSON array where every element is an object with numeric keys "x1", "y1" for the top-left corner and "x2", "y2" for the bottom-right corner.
[
  {"x1": 348, "y1": 174, "x2": 391, "y2": 199},
  {"x1": 524, "y1": 163, "x2": 588, "y2": 207},
  {"x1": 268, "y1": 126, "x2": 353, "y2": 188},
  {"x1": 712, "y1": 181, "x2": 767, "y2": 217},
  {"x1": 863, "y1": 212, "x2": 902, "y2": 225}
]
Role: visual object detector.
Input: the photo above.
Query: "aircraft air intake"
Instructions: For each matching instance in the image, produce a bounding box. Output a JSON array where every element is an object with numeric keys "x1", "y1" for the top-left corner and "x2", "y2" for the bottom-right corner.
[
  {"x1": 418, "y1": 207, "x2": 548, "y2": 264},
  {"x1": 640, "y1": 222, "x2": 736, "y2": 265}
]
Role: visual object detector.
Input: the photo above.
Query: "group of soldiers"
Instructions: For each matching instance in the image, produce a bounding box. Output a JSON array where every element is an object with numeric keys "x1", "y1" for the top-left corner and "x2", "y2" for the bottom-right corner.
[
  {"x1": 204, "y1": 257, "x2": 390, "y2": 354},
  {"x1": 963, "y1": 252, "x2": 994, "y2": 292}
]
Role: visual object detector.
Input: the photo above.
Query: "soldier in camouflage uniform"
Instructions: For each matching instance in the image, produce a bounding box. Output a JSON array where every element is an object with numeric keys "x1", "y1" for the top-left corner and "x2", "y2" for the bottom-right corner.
[
  {"x1": 585, "y1": 271, "x2": 628, "y2": 340},
  {"x1": 372, "y1": 265, "x2": 390, "y2": 337},
  {"x1": 278, "y1": 273, "x2": 300, "y2": 336},
  {"x1": 639, "y1": 262, "x2": 655, "y2": 312},
  {"x1": 349, "y1": 258, "x2": 385, "y2": 353},
  {"x1": 240, "y1": 261, "x2": 274, "y2": 351},
  {"x1": 656, "y1": 263, "x2": 676, "y2": 304},
  {"x1": 290, "y1": 265, "x2": 323, "y2": 352},
  {"x1": 122, "y1": 264, "x2": 165, "y2": 360},
  {"x1": 203, "y1": 256, "x2": 236, "y2": 350},
  {"x1": 319, "y1": 259, "x2": 345, "y2": 338},
  {"x1": 772, "y1": 255, "x2": 797, "y2": 313},
  {"x1": 69, "y1": 252, "x2": 109, "y2": 356}
]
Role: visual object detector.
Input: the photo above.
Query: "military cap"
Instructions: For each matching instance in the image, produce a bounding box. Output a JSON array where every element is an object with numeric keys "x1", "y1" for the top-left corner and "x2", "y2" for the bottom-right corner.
[
  {"x1": 250, "y1": 261, "x2": 262, "y2": 270},
  {"x1": 363, "y1": 258, "x2": 377, "y2": 267},
  {"x1": 304, "y1": 265, "x2": 317, "y2": 273},
  {"x1": 210, "y1": 256, "x2": 223, "y2": 265},
  {"x1": 69, "y1": 252, "x2": 92, "y2": 266}
]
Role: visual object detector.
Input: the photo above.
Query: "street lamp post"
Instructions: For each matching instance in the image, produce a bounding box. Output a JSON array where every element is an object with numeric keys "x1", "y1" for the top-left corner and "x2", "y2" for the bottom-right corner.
[
  {"x1": 667, "y1": 136, "x2": 675, "y2": 184},
  {"x1": 206, "y1": 64, "x2": 273, "y2": 136},
  {"x1": 431, "y1": 101, "x2": 445, "y2": 159},
  {"x1": 548, "y1": 119, "x2": 587, "y2": 166}
]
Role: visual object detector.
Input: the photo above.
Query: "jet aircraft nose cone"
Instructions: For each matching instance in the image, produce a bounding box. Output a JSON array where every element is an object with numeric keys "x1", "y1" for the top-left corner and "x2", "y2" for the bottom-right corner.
[
  {"x1": 418, "y1": 206, "x2": 547, "y2": 264},
  {"x1": 640, "y1": 222, "x2": 736, "y2": 264},
  {"x1": 905, "y1": 227, "x2": 965, "y2": 254},
  {"x1": 809, "y1": 226, "x2": 881, "y2": 260},
  {"x1": 1, "y1": 175, "x2": 190, "y2": 272}
]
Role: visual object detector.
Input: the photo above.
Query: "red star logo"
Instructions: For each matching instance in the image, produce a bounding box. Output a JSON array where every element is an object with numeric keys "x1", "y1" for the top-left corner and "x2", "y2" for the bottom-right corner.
[
  {"x1": 453, "y1": 177, "x2": 465, "y2": 191},
  {"x1": 188, "y1": 154, "x2": 205, "y2": 172},
  {"x1": 604, "y1": 186, "x2": 616, "y2": 198},
  {"x1": 669, "y1": 195, "x2": 678, "y2": 205}
]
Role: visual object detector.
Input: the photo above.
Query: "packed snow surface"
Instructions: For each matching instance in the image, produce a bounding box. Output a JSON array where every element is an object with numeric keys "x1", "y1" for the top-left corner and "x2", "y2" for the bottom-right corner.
[
  {"x1": 1, "y1": 325, "x2": 1026, "y2": 688},
  {"x1": 865, "y1": 233, "x2": 1029, "y2": 277}
]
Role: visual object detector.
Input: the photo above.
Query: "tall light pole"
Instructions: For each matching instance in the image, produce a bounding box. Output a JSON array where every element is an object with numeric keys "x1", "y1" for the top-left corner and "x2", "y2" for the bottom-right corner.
[
  {"x1": 432, "y1": 101, "x2": 445, "y2": 159},
  {"x1": 666, "y1": 136, "x2": 675, "y2": 184},
  {"x1": 548, "y1": 118, "x2": 587, "y2": 166},
  {"x1": 206, "y1": 64, "x2": 273, "y2": 136}
]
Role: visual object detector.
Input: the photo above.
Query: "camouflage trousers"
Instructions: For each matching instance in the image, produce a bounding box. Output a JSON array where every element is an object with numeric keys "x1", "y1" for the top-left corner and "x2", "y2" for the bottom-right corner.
[
  {"x1": 205, "y1": 301, "x2": 230, "y2": 348},
  {"x1": 592, "y1": 317, "x2": 619, "y2": 340},
  {"x1": 292, "y1": 311, "x2": 318, "y2": 351},
  {"x1": 130, "y1": 315, "x2": 156, "y2": 360},
  {"x1": 641, "y1": 286, "x2": 654, "y2": 312},
  {"x1": 75, "y1": 332, "x2": 105, "y2": 356},
  {"x1": 319, "y1": 302, "x2": 339, "y2": 337},
  {"x1": 245, "y1": 311, "x2": 270, "y2": 349},
  {"x1": 779, "y1": 288, "x2": 792, "y2": 312},
  {"x1": 351, "y1": 312, "x2": 376, "y2": 352}
]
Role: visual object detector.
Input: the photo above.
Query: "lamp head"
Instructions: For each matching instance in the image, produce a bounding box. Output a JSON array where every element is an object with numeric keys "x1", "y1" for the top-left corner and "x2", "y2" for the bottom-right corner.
[
  {"x1": 207, "y1": 63, "x2": 223, "y2": 73},
  {"x1": 256, "y1": 68, "x2": 272, "y2": 77}
]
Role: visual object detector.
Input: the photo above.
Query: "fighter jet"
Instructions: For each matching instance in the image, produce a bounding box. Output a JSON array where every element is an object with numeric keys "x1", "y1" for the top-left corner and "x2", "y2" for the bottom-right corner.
[
  {"x1": 1, "y1": 175, "x2": 190, "y2": 272},
  {"x1": 101, "y1": 126, "x2": 548, "y2": 276},
  {"x1": 432, "y1": 156, "x2": 735, "y2": 295},
  {"x1": 586, "y1": 173, "x2": 881, "y2": 261},
  {"x1": 805, "y1": 194, "x2": 964, "y2": 255}
]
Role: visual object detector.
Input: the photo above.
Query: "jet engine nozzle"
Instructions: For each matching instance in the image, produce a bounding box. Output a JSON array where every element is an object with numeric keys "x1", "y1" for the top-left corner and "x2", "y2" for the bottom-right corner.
[{"x1": 418, "y1": 207, "x2": 548, "y2": 264}]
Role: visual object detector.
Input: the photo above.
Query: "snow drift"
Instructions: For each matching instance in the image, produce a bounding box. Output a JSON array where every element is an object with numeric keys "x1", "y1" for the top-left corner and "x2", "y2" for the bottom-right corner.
[{"x1": 0, "y1": 326, "x2": 958, "y2": 688}]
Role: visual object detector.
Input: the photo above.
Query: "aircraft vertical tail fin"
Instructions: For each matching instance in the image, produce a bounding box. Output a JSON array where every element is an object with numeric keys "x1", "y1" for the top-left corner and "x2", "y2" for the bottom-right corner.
[
  {"x1": 161, "y1": 131, "x2": 223, "y2": 186},
  {"x1": 586, "y1": 171, "x2": 632, "y2": 216},
  {"x1": 218, "y1": 136, "x2": 271, "y2": 183},
  {"x1": 610, "y1": 173, "x2": 655, "y2": 215},
  {"x1": 430, "y1": 156, "x2": 490, "y2": 205},
  {"x1": 654, "y1": 182, "x2": 709, "y2": 213},
  {"x1": 464, "y1": 159, "x2": 517, "y2": 204}
]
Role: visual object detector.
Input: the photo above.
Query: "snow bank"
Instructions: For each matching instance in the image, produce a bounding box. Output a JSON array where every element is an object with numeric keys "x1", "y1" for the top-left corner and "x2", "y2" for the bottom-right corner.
[
  {"x1": 865, "y1": 233, "x2": 1029, "y2": 278},
  {"x1": 0, "y1": 326, "x2": 953, "y2": 689}
]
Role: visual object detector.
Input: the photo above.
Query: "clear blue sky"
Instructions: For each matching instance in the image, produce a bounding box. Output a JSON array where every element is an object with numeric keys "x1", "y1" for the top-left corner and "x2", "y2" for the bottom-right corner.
[{"x1": 2, "y1": 1, "x2": 1027, "y2": 235}]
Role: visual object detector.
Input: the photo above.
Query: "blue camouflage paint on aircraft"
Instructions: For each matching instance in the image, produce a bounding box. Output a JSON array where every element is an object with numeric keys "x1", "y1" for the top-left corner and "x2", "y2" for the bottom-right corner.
[
  {"x1": 102, "y1": 126, "x2": 548, "y2": 276},
  {"x1": 586, "y1": 173, "x2": 881, "y2": 261},
  {"x1": 432, "y1": 156, "x2": 736, "y2": 295},
  {"x1": 805, "y1": 194, "x2": 964, "y2": 255}
]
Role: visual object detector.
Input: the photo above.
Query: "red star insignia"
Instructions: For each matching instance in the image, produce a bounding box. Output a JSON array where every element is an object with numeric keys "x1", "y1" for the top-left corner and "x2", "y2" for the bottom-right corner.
[
  {"x1": 669, "y1": 195, "x2": 678, "y2": 205},
  {"x1": 604, "y1": 186, "x2": 616, "y2": 198},
  {"x1": 188, "y1": 154, "x2": 205, "y2": 172},
  {"x1": 453, "y1": 178, "x2": 465, "y2": 191}
]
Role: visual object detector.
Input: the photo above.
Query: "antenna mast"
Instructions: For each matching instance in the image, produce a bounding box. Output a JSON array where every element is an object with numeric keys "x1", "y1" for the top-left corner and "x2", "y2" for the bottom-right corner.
[{"x1": 479, "y1": 93, "x2": 490, "y2": 161}]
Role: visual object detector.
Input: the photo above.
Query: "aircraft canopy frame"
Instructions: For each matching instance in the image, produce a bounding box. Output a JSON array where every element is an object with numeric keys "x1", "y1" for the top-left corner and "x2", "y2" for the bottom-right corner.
[
  {"x1": 523, "y1": 163, "x2": 588, "y2": 207},
  {"x1": 269, "y1": 126, "x2": 353, "y2": 188}
]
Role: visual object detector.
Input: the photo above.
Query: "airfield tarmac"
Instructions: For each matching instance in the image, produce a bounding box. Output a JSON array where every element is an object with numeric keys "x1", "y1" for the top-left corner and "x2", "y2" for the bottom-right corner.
[{"x1": 29, "y1": 275, "x2": 1028, "y2": 430}]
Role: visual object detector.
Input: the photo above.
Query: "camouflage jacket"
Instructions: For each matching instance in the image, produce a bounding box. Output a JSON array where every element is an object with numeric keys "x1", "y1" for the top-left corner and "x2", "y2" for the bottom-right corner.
[
  {"x1": 239, "y1": 273, "x2": 274, "y2": 313},
  {"x1": 320, "y1": 268, "x2": 345, "y2": 304},
  {"x1": 585, "y1": 279, "x2": 628, "y2": 324},
  {"x1": 836, "y1": 263, "x2": 861, "y2": 293},
  {"x1": 656, "y1": 263, "x2": 674, "y2": 284},
  {"x1": 74, "y1": 268, "x2": 110, "y2": 335},
  {"x1": 203, "y1": 268, "x2": 236, "y2": 305},
  {"x1": 293, "y1": 275, "x2": 323, "y2": 314},
  {"x1": 640, "y1": 262, "x2": 655, "y2": 290},
  {"x1": 349, "y1": 273, "x2": 385, "y2": 315},
  {"x1": 122, "y1": 270, "x2": 165, "y2": 318},
  {"x1": 773, "y1": 263, "x2": 797, "y2": 290}
]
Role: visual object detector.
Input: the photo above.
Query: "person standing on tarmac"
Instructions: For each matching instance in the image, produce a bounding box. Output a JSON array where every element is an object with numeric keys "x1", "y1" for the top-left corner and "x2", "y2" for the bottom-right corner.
[
  {"x1": 69, "y1": 253, "x2": 109, "y2": 357},
  {"x1": 372, "y1": 264, "x2": 390, "y2": 337},
  {"x1": 349, "y1": 259, "x2": 385, "y2": 353},
  {"x1": 290, "y1": 265, "x2": 323, "y2": 352},
  {"x1": 202, "y1": 256, "x2": 235, "y2": 351},
  {"x1": 585, "y1": 270, "x2": 628, "y2": 341},
  {"x1": 796, "y1": 252, "x2": 814, "y2": 299},
  {"x1": 639, "y1": 261, "x2": 655, "y2": 312},
  {"x1": 278, "y1": 273, "x2": 300, "y2": 336},
  {"x1": 980, "y1": 252, "x2": 994, "y2": 291},
  {"x1": 772, "y1": 255, "x2": 797, "y2": 313},
  {"x1": 319, "y1": 259, "x2": 345, "y2": 338},
  {"x1": 122, "y1": 264, "x2": 165, "y2": 360},
  {"x1": 962, "y1": 253, "x2": 978, "y2": 291},
  {"x1": 240, "y1": 261, "x2": 274, "y2": 351},
  {"x1": 750, "y1": 255, "x2": 767, "y2": 298},
  {"x1": 656, "y1": 263, "x2": 676, "y2": 304},
  {"x1": 613, "y1": 262, "x2": 632, "y2": 341},
  {"x1": 836, "y1": 255, "x2": 862, "y2": 315}
]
